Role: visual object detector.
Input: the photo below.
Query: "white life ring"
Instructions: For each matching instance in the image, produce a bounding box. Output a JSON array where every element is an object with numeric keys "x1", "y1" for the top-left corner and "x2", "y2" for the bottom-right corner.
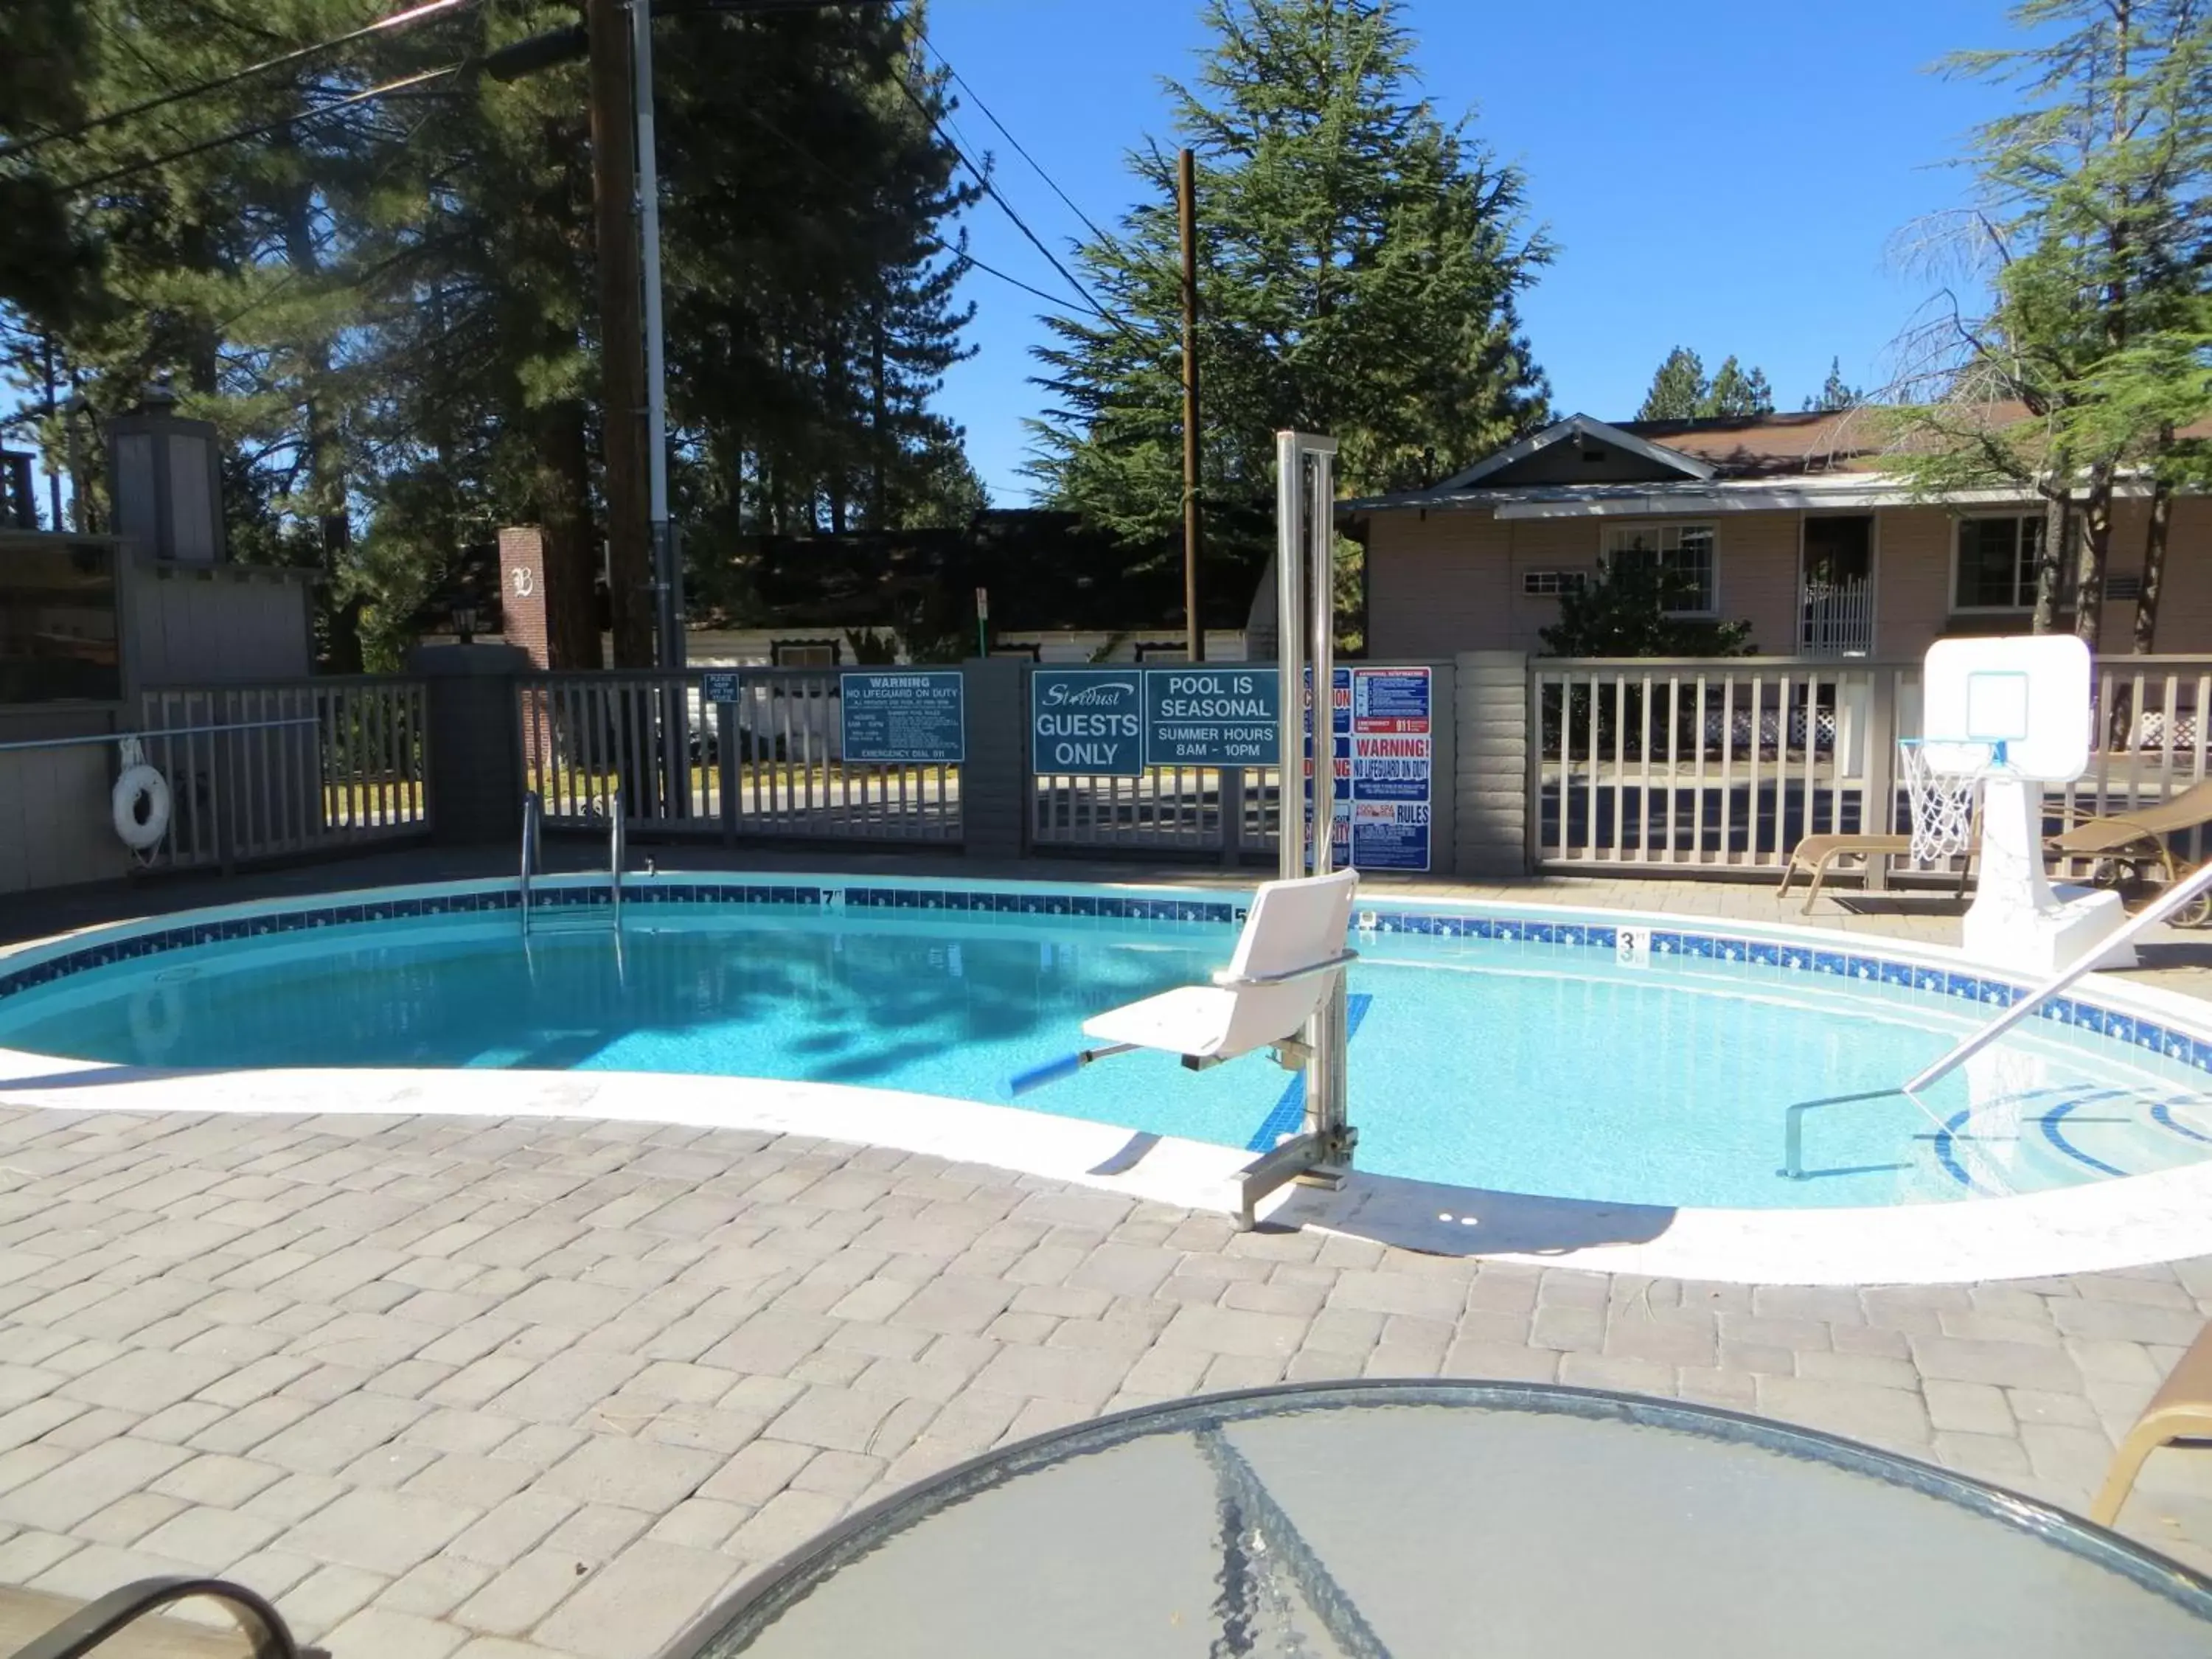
[{"x1": 113, "y1": 763, "x2": 172, "y2": 851}]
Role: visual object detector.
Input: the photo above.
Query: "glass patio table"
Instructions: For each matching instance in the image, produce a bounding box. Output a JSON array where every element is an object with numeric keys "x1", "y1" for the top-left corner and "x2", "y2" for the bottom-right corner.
[{"x1": 667, "y1": 1380, "x2": 2212, "y2": 1659}]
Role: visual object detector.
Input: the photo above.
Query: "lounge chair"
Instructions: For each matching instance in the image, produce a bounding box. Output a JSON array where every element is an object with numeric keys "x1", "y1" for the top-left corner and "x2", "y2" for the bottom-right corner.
[
  {"x1": 2046, "y1": 777, "x2": 2212, "y2": 921},
  {"x1": 1777, "y1": 834, "x2": 1972, "y2": 913},
  {"x1": 2090, "y1": 1319, "x2": 2212, "y2": 1526}
]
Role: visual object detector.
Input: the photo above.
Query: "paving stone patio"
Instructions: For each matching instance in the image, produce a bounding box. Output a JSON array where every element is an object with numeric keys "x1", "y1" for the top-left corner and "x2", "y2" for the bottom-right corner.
[
  {"x1": 8, "y1": 855, "x2": 2212, "y2": 1655},
  {"x1": 1, "y1": 1104, "x2": 2211, "y2": 1659}
]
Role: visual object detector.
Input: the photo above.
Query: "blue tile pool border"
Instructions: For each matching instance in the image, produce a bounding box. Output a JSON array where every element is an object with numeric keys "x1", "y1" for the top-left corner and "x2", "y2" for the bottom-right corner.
[{"x1": 2, "y1": 877, "x2": 2208, "y2": 1081}]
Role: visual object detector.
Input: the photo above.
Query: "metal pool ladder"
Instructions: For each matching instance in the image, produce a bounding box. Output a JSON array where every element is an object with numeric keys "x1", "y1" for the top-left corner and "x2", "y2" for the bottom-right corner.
[
  {"x1": 607, "y1": 789, "x2": 624, "y2": 930},
  {"x1": 519, "y1": 790, "x2": 543, "y2": 936}
]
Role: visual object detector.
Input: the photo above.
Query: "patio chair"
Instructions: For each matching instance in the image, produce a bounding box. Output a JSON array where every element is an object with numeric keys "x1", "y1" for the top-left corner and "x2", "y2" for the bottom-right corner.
[
  {"x1": 2090, "y1": 1319, "x2": 2212, "y2": 1526},
  {"x1": 1776, "y1": 833, "x2": 1972, "y2": 914},
  {"x1": 2046, "y1": 776, "x2": 2212, "y2": 923}
]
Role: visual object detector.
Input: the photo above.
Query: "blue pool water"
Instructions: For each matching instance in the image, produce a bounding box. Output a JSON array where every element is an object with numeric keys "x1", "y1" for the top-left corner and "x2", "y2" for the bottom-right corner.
[{"x1": 4, "y1": 897, "x2": 2211, "y2": 1209}]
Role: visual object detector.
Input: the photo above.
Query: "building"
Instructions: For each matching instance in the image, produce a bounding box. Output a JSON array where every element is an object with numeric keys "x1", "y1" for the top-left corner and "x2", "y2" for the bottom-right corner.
[{"x1": 1344, "y1": 411, "x2": 2212, "y2": 660}]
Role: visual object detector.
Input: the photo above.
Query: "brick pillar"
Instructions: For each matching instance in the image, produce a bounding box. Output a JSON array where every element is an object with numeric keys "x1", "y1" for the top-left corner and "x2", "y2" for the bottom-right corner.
[
  {"x1": 498, "y1": 526, "x2": 551, "y2": 669},
  {"x1": 499, "y1": 526, "x2": 554, "y2": 790}
]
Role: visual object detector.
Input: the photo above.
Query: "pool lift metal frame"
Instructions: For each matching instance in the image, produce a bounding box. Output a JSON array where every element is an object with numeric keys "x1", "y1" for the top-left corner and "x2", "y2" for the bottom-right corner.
[{"x1": 1019, "y1": 434, "x2": 1357, "y2": 1231}]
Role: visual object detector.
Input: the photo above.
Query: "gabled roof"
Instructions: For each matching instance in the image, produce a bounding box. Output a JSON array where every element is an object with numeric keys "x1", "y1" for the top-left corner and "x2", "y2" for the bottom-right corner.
[{"x1": 1434, "y1": 413, "x2": 1717, "y2": 490}]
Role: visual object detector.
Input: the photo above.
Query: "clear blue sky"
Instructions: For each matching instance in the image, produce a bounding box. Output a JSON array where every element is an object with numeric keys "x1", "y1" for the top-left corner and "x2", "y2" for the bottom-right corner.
[{"x1": 921, "y1": 0, "x2": 2023, "y2": 504}]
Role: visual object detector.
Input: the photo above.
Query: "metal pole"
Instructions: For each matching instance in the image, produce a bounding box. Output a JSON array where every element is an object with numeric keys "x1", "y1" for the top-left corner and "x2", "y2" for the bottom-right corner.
[
  {"x1": 1179, "y1": 147, "x2": 1203, "y2": 665},
  {"x1": 1275, "y1": 432, "x2": 1306, "y2": 886},
  {"x1": 632, "y1": 0, "x2": 678, "y2": 672},
  {"x1": 1304, "y1": 438, "x2": 1347, "y2": 1166}
]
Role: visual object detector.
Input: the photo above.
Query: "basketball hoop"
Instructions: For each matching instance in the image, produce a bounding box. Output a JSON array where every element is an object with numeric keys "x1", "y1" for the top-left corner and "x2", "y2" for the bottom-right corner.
[{"x1": 1899, "y1": 738, "x2": 1992, "y2": 864}]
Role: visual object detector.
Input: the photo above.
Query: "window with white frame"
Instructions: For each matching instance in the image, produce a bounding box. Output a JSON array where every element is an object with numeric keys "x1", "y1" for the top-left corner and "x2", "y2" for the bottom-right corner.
[
  {"x1": 1523, "y1": 569, "x2": 1588, "y2": 597},
  {"x1": 1952, "y1": 515, "x2": 2045, "y2": 611},
  {"x1": 1602, "y1": 524, "x2": 1716, "y2": 615}
]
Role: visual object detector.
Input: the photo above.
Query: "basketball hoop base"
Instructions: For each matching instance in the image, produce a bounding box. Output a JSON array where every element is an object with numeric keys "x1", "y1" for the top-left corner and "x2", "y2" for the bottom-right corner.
[{"x1": 1962, "y1": 775, "x2": 2135, "y2": 975}]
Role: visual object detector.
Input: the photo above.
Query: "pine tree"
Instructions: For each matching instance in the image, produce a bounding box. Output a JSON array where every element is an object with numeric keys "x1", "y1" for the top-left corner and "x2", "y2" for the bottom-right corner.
[
  {"x1": 1704, "y1": 356, "x2": 1775, "y2": 417},
  {"x1": 1029, "y1": 0, "x2": 1551, "y2": 603},
  {"x1": 1802, "y1": 356, "x2": 1861, "y2": 411},
  {"x1": 1636, "y1": 347, "x2": 1705, "y2": 420}
]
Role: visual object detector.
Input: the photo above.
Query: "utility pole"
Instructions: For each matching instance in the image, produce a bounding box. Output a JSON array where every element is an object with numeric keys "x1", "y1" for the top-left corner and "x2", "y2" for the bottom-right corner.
[
  {"x1": 1178, "y1": 146, "x2": 1203, "y2": 664},
  {"x1": 585, "y1": 0, "x2": 654, "y2": 671}
]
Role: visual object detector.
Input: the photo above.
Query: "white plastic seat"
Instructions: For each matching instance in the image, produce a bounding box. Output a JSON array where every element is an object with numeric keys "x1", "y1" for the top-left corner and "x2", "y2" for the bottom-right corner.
[{"x1": 1081, "y1": 870, "x2": 1359, "y2": 1063}]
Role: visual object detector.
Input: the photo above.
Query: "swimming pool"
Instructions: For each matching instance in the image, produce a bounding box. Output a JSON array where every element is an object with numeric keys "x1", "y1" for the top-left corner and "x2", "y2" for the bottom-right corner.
[{"x1": 5, "y1": 875, "x2": 2211, "y2": 1211}]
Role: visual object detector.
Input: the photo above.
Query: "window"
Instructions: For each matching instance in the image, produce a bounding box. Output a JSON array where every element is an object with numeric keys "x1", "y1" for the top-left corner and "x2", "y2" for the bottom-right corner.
[
  {"x1": 1603, "y1": 524, "x2": 1716, "y2": 615},
  {"x1": 771, "y1": 639, "x2": 838, "y2": 667},
  {"x1": 1953, "y1": 515, "x2": 2045, "y2": 611},
  {"x1": 0, "y1": 540, "x2": 121, "y2": 704},
  {"x1": 1134, "y1": 641, "x2": 1189, "y2": 661},
  {"x1": 1523, "y1": 570, "x2": 1589, "y2": 598}
]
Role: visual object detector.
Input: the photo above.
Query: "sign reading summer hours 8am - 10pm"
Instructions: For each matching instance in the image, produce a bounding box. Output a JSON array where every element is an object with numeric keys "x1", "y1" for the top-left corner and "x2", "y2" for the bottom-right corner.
[
  {"x1": 1304, "y1": 665, "x2": 1433, "y2": 872},
  {"x1": 840, "y1": 670, "x2": 965, "y2": 763},
  {"x1": 1031, "y1": 669, "x2": 1144, "y2": 776},
  {"x1": 1143, "y1": 668, "x2": 1277, "y2": 766}
]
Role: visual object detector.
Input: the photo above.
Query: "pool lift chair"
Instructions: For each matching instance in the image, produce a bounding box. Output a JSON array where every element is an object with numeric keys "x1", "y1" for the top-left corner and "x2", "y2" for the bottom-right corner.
[{"x1": 1014, "y1": 869, "x2": 1362, "y2": 1230}]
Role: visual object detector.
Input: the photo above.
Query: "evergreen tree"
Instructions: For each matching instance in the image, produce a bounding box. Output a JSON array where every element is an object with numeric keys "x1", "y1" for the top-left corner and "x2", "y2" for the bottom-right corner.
[
  {"x1": 1029, "y1": 0, "x2": 1551, "y2": 613},
  {"x1": 1802, "y1": 355, "x2": 1862, "y2": 411},
  {"x1": 1636, "y1": 347, "x2": 1705, "y2": 420},
  {"x1": 1635, "y1": 346, "x2": 1775, "y2": 420},
  {"x1": 1704, "y1": 355, "x2": 1775, "y2": 417}
]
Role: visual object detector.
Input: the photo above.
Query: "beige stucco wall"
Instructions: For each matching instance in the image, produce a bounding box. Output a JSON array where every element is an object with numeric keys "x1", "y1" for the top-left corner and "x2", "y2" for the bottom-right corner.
[{"x1": 1365, "y1": 495, "x2": 2212, "y2": 660}]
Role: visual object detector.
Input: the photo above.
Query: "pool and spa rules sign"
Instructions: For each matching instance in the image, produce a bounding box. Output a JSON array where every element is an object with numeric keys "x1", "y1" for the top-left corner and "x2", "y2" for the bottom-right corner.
[
  {"x1": 1031, "y1": 669, "x2": 1144, "y2": 775},
  {"x1": 1305, "y1": 665, "x2": 1433, "y2": 872},
  {"x1": 840, "y1": 671, "x2": 966, "y2": 763}
]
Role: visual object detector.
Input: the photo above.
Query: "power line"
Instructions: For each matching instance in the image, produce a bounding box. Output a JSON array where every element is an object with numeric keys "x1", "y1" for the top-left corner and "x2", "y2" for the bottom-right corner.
[
  {"x1": 740, "y1": 99, "x2": 1158, "y2": 335},
  {"x1": 1, "y1": 0, "x2": 474, "y2": 161},
  {"x1": 909, "y1": 32, "x2": 1116, "y2": 253},
  {"x1": 884, "y1": 69, "x2": 1152, "y2": 347},
  {"x1": 57, "y1": 65, "x2": 466, "y2": 195}
]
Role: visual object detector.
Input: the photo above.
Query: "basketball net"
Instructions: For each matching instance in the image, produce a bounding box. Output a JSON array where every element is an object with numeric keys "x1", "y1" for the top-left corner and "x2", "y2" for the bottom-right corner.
[{"x1": 1898, "y1": 739, "x2": 1989, "y2": 864}]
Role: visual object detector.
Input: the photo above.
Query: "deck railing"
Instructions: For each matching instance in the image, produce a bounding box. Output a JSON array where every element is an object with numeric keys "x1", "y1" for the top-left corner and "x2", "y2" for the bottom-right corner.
[
  {"x1": 1029, "y1": 764, "x2": 1281, "y2": 858},
  {"x1": 138, "y1": 678, "x2": 430, "y2": 869},
  {"x1": 1528, "y1": 653, "x2": 2212, "y2": 877},
  {"x1": 518, "y1": 669, "x2": 960, "y2": 844}
]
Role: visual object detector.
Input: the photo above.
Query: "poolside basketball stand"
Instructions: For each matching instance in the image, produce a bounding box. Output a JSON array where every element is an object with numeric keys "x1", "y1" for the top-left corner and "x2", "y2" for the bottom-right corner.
[{"x1": 1010, "y1": 433, "x2": 1360, "y2": 1231}]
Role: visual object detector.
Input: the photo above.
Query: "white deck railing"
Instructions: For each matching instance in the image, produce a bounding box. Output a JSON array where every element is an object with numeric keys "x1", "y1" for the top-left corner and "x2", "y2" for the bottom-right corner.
[{"x1": 1527, "y1": 653, "x2": 2212, "y2": 877}]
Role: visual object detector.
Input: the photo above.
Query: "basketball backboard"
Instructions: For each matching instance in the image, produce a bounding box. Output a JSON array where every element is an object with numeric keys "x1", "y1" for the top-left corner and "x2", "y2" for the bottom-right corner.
[{"x1": 1921, "y1": 634, "x2": 2091, "y2": 782}]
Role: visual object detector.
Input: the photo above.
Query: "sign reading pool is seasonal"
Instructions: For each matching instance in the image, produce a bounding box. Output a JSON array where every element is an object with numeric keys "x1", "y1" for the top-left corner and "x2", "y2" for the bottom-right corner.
[
  {"x1": 1031, "y1": 668, "x2": 1144, "y2": 776},
  {"x1": 1142, "y1": 668, "x2": 1278, "y2": 767},
  {"x1": 1304, "y1": 665, "x2": 1432, "y2": 871},
  {"x1": 840, "y1": 671, "x2": 965, "y2": 763},
  {"x1": 701, "y1": 669, "x2": 741, "y2": 704}
]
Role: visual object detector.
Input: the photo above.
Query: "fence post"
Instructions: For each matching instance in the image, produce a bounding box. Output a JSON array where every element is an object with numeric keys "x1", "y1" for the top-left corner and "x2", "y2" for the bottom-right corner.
[
  {"x1": 1220, "y1": 766, "x2": 1243, "y2": 868},
  {"x1": 408, "y1": 643, "x2": 531, "y2": 844},
  {"x1": 1863, "y1": 667, "x2": 1899, "y2": 890},
  {"x1": 959, "y1": 657, "x2": 1027, "y2": 860},
  {"x1": 717, "y1": 698, "x2": 737, "y2": 846},
  {"x1": 1453, "y1": 650, "x2": 1529, "y2": 876}
]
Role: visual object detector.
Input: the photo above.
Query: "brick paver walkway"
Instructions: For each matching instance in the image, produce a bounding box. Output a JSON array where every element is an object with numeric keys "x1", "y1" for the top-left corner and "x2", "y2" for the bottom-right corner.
[{"x1": 3, "y1": 1106, "x2": 2211, "y2": 1659}]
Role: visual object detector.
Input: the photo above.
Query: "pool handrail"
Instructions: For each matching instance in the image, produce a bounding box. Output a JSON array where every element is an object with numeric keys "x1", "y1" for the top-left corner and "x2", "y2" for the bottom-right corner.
[
  {"x1": 608, "y1": 789, "x2": 623, "y2": 931},
  {"x1": 1905, "y1": 856, "x2": 2212, "y2": 1094},
  {"x1": 520, "y1": 790, "x2": 542, "y2": 936}
]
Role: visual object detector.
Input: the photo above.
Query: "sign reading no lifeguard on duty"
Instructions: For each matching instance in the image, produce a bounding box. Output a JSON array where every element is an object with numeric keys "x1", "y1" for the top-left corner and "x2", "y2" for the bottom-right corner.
[{"x1": 841, "y1": 671, "x2": 965, "y2": 764}]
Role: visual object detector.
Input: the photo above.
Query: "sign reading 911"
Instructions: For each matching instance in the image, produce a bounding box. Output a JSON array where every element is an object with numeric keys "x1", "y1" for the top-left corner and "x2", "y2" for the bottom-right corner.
[
  {"x1": 839, "y1": 670, "x2": 966, "y2": 764},
  {"x1": 1143, "y1": 668, "x2": 1278, "y2": 766},
  {"x1": 1031, "y1": 669, "x2": 1144, "y2": 776}
]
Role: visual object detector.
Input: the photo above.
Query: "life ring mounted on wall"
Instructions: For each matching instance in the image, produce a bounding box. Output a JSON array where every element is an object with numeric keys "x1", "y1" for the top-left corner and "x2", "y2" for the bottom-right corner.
[{"x1": 112, "y1": 737, "x2": 172, "y2": 854}]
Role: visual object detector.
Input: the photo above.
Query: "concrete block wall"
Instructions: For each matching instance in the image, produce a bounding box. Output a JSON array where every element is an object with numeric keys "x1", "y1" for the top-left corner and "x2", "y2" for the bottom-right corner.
[
  {"x1": 958, "y1": 658, "x2": 1028, "y2": 859},
  {"x1": 1452, "y1": 650, "x2": 1529, "y2": 876}
]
